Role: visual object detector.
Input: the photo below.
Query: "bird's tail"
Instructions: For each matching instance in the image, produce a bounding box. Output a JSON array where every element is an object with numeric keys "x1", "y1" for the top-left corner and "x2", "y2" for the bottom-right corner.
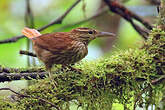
[{"x1": 22, "y1": 27, "x2": 41, "y2": 39}]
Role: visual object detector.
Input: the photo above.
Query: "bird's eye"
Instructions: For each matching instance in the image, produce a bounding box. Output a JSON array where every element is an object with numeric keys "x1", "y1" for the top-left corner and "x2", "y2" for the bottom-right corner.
[{"x1": 88, "y1": 31, "x2": 93, "y2": 34}]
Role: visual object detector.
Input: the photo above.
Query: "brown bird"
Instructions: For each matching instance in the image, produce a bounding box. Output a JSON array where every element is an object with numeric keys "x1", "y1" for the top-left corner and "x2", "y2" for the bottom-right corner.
[{"x1": 22, "y1": 27, "x2": 115, "y2": 79}]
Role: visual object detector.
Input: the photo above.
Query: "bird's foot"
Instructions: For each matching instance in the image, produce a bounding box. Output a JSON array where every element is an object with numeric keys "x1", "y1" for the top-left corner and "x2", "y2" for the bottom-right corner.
[
  {"x1": 62, "y1": 65, "x2": 82, "y2": 74},
  {"x1": 48, "y1": 71, "x2": 58, "y2": 88},
  {"x1": 49, "y1": 77, "x2": 58, "y2": 88}
]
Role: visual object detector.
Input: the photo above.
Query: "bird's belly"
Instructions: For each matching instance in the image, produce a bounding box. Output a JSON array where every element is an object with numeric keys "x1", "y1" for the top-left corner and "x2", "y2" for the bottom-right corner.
[
  {"x1": 52, "y1": 49, "x2": 88, "y2": 64},
  {"x1": 34, "y1": 41, "x2": 88, "y2": 65}
]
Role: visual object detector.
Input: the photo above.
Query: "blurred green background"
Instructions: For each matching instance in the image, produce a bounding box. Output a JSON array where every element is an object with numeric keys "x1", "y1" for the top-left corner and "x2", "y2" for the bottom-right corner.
[{"x1": 0, "y1": 0, "x2": 157, "y2": 109}]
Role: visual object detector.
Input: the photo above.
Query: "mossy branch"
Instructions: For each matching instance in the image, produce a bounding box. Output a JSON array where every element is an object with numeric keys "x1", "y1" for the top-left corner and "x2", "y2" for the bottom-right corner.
[{"x1": 0, "y1": 28, "x2": 164, "y2": 109}]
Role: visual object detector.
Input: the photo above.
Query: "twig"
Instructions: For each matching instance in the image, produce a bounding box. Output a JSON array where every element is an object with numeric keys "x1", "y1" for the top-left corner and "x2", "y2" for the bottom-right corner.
[
  {"x1": 0, "y1": 35, "x2": 24, "y2": 44},
  {"x1": 0, "y1": 65, "x2": 45, "y2": 73},
  {"x1": 0, "y1": 72, "x2": 47, "y2": 82},
  {"x1": 54, "y1": 8, "x2": 109, "y2": 32},
  {"x1": 129, "y1": 20, "x2": 149, "y2": 39},
  {"x1": 133, "y1": 84, "x2": 151, "y2": 110},
  {"x1": 128, "y1": 9, "x2": 152, "y2": 30},
  {"x1": 0, "y1": 66, "x2": 82, "y2": 82},
  {"x1": 103, "y1": 0, "x2": 152, "y2": 39},
  {"x1": 151, "y1": 75, "x2": 165, "y2": 85},
  {"x1": 0, "y1": 0, "x2": 82, "y2": 44},
  {"x1": 20, "y1": 50, "x2": 37, "y2": 57},
  {"x1": 147, "y1": 0, "x2": 160, "y2": 5},
  {"x1": 0, "y1": 66, "x2": 14, "y2": 73},
  {"x1": 38, "y1": 0, "x2": 81, "y2": 31},
  {"x1": 0, "y1": 88, "x2": 60, "y2": 110},
  {"x1": 25, "y1": 0, "x2": 34, "y2": 28},
  {"x1": 133, "y1": 75, "x2": 165, "y2": 109},
  {"x1": 25, "y1": 0, "x2": 35, "y2": 66},
  {"x1": 105, "y1": 0, "x2": 152, "y2": 30}
]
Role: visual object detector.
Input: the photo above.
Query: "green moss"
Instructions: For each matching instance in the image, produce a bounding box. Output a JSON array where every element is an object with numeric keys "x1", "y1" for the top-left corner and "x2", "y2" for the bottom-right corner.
[
  {"x1": 0, "y1": 28, "x2": 164, "y2": 110},
  {"x1": 0, "y1": 97, "x2": 17, "y2": 110}
]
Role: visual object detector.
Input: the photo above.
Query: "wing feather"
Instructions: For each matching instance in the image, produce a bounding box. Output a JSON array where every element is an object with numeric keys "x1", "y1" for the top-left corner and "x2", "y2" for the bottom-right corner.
[{"x1": 33, "y1": 32, "x2": 73, "y2": 54}]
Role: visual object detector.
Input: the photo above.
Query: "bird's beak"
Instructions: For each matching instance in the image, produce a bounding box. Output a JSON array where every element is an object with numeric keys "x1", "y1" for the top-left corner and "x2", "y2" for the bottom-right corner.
[{"x1": 96, "y1": 31, "x2": 116, "y2": 37}]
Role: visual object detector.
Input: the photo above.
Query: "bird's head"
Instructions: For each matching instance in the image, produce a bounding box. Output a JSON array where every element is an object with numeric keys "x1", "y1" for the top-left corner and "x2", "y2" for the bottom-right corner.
[{"x1": 70, "y1": 27, "x2": 115, "y2": 45}]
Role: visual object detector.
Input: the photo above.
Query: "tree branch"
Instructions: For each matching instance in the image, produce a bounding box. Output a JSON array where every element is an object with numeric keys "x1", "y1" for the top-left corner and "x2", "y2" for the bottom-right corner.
[
  {"x1": 103, "y1": 0, "x2": 152, "y2": 39},
  {"x1": 0, "y1": 66, "x2": 82, "y2": 82},
  {"x1": 147, "y1": 0, "x2": 160, "y2": 5},
  {"x1": 54, "y1": 8, "x2": 109, "y2": 32},
  {"x1": 25, "y1": 0, "x2": 35, "y2": 66},
  {"x1": 157, "y1": 0, "x2": 165, "y2": 30},
  {"x1": 1, "y1": 72, "x2": 164, "y2": 109},
  {"x1": 0, "y1": 72, "x2": 47, "y2": 82},
  {"x1": 20, "y1": 50, "x2": 37, "y2": 57},
  {"x1": 0, "y1": 88, "x2": 60, "y2": 110},
  {"x1": 0, "y1": 0, "x2": 82, "y2": 44},
  {"x1": 0, "y1": 35, "x2": 25, "y2": 44},
  {"x1": 25, "y1": 0, "x2": 34, "y2": 28},
  {"x1": 38, "y1": 0, "x2": 81, "y2": 31}
]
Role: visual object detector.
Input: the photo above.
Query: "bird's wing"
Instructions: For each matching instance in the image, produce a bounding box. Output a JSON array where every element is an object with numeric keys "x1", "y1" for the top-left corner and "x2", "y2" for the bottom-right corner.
[{"x1": 33, "y1": 32, "x2": 74, "y2": 54}]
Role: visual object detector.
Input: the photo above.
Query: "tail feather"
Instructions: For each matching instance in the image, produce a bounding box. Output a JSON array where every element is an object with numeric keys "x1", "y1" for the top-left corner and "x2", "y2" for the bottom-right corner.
[{"x1": 22, "y1": 27, "x2": 41, "y2": 39}]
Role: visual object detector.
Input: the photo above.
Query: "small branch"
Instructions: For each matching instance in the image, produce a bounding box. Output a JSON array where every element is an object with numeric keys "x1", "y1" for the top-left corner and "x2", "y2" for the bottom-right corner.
[
  {"x1": 129, "y1": 9, "x2": 153, "y2": 30},
  {"x1": 129, "y1": 20, "x2": 149, "y2": 39},
  {"x1": 0, "y1": 65, "x2": 45, "y2": 74},
  {"x1": 54, "y1": 8, "x2": 109, "y2": 32},
  {"x1": 0, "y1": 72, "x2": 47, "y2": 82},
  {"x1": 0, "y1": 88, "x2": 27, "y2": 97},
  {"x1": 0, "y1": 88, "x2": 60, "y2": 110},
  {"x1": 151, "y1": 75, "x2": 165, "y2": 85},
  {"x1": 133, "y1": 84, "x2": 151, "y2": 110},
  {"x1": 105, "y1": 0, "x2": 153, "y2": 30},
  {"x1": 0, "y1": 0, "x2": 82, "y2": 44},
  {"x1": 0, "y1": 66, "x2": 82, "y2": 82},
  {"x1": 157, "y1": 0, "x2": 165, "y2": 30},
  {"x1": 25, "y1": 0, "x2": 34, "y2": 28},
  {"x1": 38, "y1": 0, "x2": 82, "y2": 31},
  {"x1": 0, "y1": 35, "x2": 24, "y2": 44},
  {"x1": 20, "y1": 50, "x2": 37, "y2": 57},
  {"x1": 25, "y1": 0, "x2": 35, "y2": 66},
  {"x1": 0, "y1": 66, "x2": 15, "y2": 73},
  {"x1": 103, "y1": 0, "x2": 152, "y2": 39},
  {"x1": 147, "y1": 0, "x2": 160, "y2": 5},
  {"x1": 133, "y1": 75, "x2": 165, "y2": 109}
]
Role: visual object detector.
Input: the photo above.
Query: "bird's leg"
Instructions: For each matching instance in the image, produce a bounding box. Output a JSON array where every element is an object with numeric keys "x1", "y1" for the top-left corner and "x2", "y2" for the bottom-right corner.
[
  {"x1": 48, "y1": 68, "x2": 53, "y2": 81},
  {"x1": 46, "y1": 65, "x2": 57, "y2": 88}
]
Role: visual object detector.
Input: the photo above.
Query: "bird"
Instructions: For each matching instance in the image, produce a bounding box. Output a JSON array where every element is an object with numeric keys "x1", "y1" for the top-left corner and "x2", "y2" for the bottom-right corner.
[{"x1": 22, "y1": 27, "x2": 115, "y2": 80}]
